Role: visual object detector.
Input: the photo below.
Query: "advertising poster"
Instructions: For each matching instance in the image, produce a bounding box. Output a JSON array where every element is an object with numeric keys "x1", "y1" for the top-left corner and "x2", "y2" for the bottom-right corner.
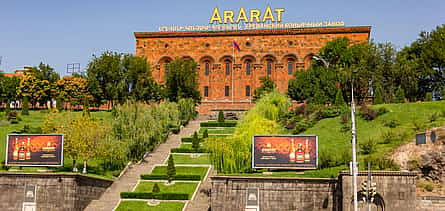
[
  {"x1": 252, "y1": 135, "x2": 318, "y2": 169},
  {"x1": 5, "y1": 134, "x2": 63, "y2": 166}
]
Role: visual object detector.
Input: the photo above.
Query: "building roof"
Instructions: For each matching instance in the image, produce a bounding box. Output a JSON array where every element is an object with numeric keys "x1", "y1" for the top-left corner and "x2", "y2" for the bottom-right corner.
[{"x1": 134, "y1": 26, "x2": 371, "y2": 38}]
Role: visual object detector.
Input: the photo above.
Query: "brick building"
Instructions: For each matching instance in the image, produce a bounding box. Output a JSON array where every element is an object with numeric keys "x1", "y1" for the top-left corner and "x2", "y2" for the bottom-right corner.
[{"x1": 134, "y1": 26, "x2": 371, "y2": 114}]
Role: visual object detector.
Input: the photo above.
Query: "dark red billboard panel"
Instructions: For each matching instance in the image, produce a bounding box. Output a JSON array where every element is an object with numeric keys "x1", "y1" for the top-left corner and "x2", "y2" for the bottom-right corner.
[
  {"x1": 6, "y1": 134, "x2": 63, "y2": 166},
  {"x1": 252, "y1": 135, "x2": 318, "y2": 169}
]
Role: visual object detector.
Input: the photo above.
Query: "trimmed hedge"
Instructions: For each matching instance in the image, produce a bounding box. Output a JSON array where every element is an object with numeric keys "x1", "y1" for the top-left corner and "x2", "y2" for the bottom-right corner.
[
  {"x1": 140, "y1": 174, "x2": 202, "y2": 181},
  {"x1": 120, "y1": 192, "x2": 189, "y2": 200},
  {"x1": 181, "y1": 137, "x2": 203, "y2": 143},
  {"x1": 171, "y1": 148, "x2": 208, "y2": 153},
  {"x1": 200, "y1": 122, "x2": 237, "y2": 127}
]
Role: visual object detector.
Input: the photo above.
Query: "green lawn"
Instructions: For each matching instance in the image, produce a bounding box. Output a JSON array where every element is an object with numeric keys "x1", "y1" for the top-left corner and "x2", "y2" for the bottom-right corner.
[
  {"x1": 303, "y1": 101, "x2": 445, "y2": 169},
  {"x1": 179, "y1": 143, "x2": 207, "y2": 149},
  {"x1": 135, "y1": 182, "x2": 198, "y2": 198},
  {"x1": 115, "y1": 201, "x2": 185, "y2": 211},
  {"x1": 0, "y1": 110, "x2": 116, "y2": 178},
  {"x1": 151, "y1": 166, "x2": 208, "y2": 178},
  {"x1": 199, "y1": 127, "x2": 235, "y2": 135},
  {"x1": 223, "y1": 166, "x2": 347, "y2": 178},
  {"x1": 168, "y1": 154, "x2": 210, "y2": 165}
]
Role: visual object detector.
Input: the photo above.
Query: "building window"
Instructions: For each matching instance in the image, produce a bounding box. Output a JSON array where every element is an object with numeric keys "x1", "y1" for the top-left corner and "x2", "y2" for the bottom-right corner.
[
  {"x1": 288, "y1": 61, "x2": 294, "y2": 75},
  {"x1": 225, "y1": 61, "x2": 231, "y2": 75},
  {"x1": 246, "y1": 61, "x2": 251, "y2": 76},
  {"x1": 204, "y1": 86, "x2": 209, "y2": 97},
  {"x1": 267, "y1": 60, "x2": 272, "y2": 75},
  {"x1": 246, "y1": 85, "x2": 251, "y2": 97},
  {"x1": 205, "y1": 62, "x2": 210, "y2": 76},
  {"x1": 225, "y1": 86, "x2": 230, "y2": 97}
]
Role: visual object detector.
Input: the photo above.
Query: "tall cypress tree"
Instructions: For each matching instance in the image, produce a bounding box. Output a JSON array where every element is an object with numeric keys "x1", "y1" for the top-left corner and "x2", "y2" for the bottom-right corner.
[
  {"x1": 395, "y1": 87, "x2": 405, "y2": 103},
  {"x1": 22, "y1": 96, "x2": 29, "y2": 115},
  {"x1": 166, "y1": 155, "x2": 176, "y2": 183},
  {"x1": 334, "y1": 89, "x2": 345, "y2": 105},
  {"x1": 373, "y1": 85, "x2": 384, "y2": 105}
]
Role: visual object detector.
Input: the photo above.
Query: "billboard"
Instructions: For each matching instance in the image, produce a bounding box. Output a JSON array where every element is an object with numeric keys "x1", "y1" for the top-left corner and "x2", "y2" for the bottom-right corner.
[
  {"x1": 252, "y1": 135, "x2": 318, "y2": 169},
  {"x1": 5, "y1": 134, "x2": 63, "y2": 166}
]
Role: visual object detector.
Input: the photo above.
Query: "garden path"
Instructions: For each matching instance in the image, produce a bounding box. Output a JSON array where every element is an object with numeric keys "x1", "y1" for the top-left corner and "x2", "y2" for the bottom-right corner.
[{"x1": 84, "y1": 118, "x2": 204, "y2": 211}]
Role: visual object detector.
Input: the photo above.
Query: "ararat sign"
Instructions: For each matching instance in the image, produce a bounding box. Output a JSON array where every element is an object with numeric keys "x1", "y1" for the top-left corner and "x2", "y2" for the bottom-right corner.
[{"x1": 209, "y1": 6, "x2": 285, "y2": 24}]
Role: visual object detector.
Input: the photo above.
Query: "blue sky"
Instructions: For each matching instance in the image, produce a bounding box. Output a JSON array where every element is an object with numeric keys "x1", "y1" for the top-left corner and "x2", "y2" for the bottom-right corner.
[{"x1": 0, "y1": 0, "x2": 444, "y2": 75}]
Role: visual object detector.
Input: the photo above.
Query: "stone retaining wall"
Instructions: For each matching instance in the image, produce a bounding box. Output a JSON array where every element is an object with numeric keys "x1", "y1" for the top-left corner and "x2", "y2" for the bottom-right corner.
[{"x1": 0, "y1": 173, "x2": 112, "y2": 211}]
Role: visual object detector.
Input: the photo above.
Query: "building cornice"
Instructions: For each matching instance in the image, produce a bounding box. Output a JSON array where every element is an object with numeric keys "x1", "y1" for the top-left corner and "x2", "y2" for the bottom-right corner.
[{"x1": 134, "y1": 26, "x2": 371, "y2": 39}]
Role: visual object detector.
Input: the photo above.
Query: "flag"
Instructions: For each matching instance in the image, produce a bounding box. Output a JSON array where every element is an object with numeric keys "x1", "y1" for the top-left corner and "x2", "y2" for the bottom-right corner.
[{"x1": 232, "y1": 41, "x2": 241, "y2": 52}]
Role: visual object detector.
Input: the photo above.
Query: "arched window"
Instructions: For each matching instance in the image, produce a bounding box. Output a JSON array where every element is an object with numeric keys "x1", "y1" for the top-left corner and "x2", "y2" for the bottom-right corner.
[
  {"x1": 246, "y1": 60, "x2": 251, "y2": 76},
  {"x1": 205, "y1": 62, "x2": 210, "y2": 76},
  {"x1": 266, "y1": 60, "x2": 273, "y2": 75},
  {"x1": 288, "y1": 60, "x2": 294, "y2": 75},
  {"x1": 225, "y1": 60, "x2": 231, "y2": 76}
]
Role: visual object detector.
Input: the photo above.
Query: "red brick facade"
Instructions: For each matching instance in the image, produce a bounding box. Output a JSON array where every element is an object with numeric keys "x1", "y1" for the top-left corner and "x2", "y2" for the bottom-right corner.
[{"x1": 134, "y1": 26, "x2": 371, "y2": 114}]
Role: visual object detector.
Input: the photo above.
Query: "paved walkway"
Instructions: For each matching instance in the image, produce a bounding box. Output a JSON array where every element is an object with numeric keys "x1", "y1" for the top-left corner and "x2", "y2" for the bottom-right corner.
[
  {"x1": 185, "y1": 167, "x2": 215, "y2": 211},
  {"x1": 84, "y1": 119, "x2": 203, "y2": 211}
]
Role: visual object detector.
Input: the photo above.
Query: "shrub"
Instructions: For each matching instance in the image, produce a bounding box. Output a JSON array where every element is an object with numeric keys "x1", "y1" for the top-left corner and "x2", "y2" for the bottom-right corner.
[
  {"x1": 10, "y1": 119, "x2": 19, "y2": 124},
  {"x1": 6, "y1": 111, "x2": 18, "y2": 121},
  {"x1": 395, "y1": 87, "x2": 405, "y2": 103},
  {"x1": 412, "y1": 120, "x2": 426, "y2": 131},
  {"x1": 360, "y1": 138, "x2": 377, "y2": 154},
  {"x1": 167, "y1": 155, "x2": 176, "y2": 183},
  {"x1": 192, "y1": 132, "x2": 200, "y2": 150},
  {"x1": 424, "y1": 183, "x2": 434, "y2": 192},
  {"x1": 407, "y1": 158, "x2": 421, "y2": 171},
  {"x1": 200, "y1": 122, "x2": 237, "y2": 127},
  {"x1": 56, "y1": 97, "x2": 63, "y2": 111},
  {"x1": 140, "y1": 174, "x2": 201, "y2": 181},
  {"x1": 292, "y1": 120, "x2": 313, "y2": 134},
  {"x1": 319, "y1": 106, "x2": 347, "y2": 119},
  {"x1": 359, "y1": 105, "x2": 377, "y2": 121},
  {"x1": 170, "y1": 148, "x2": 207, "y2": 153},
  {"x1": 364, "y1": 155, "x2": 399, "y2": 170},
  {"x1": 217, "y1": 111, "x2": 225, "y2": 122},
  {"x1": 334, "y1": 89, "x2": 345, "y2": 105},
  {"x1": 425, "y1": 92, "x2": 433, "y2": 102},
  {"x1": 319, "y1": 149, "x2": 339, "y2": 169},
  {"x1": 381, "y1": 130, "x2": 397, "y2": 144},
  {"x1": 170, "y1": 126, "x2": 180, "y2": 134},
  {"x1": 376, "y1": 107, "x2": 389, "y2": 116},
  {"x1": 152, "y1": 183, "x2": 160, "y2": 193},
  {"x1": 22, "y1": 96, "x2": 29, "y2": 115},
  {"x1": 340, "y1": 113, "x2": 350, "y2": 125},
  {"x1": 373, "y1": 85, "x2": 384, "y2": 105},
  {"x1": 202, "y1": 129, "x2": 209, "y2": 138},
  {"x1": 120, "y1": 192, "x2": 189, "y2": 200},
  {"x1": 382, "y1": 119, "x2": 399, "y2": 128},
  {"x1": 178, "y1": 98, "x2": 196, "y2": 125},
  {"x1": 429, "y1": 112, "x2": 439, "y2": 123}
]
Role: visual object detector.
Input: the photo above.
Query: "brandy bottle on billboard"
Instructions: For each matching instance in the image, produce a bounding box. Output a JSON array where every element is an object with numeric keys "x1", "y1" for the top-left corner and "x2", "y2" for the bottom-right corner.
[
  {"x1": 13, "y1": 138, "x2": 19, "y2": 160},
  {"x1": 26, "y1": 138, "x2": 31, "y2": 160},
  {"x1": 289, "y1": 139, "x2": 296, "y2": 163},
  {"x1": 18, "y1": 141, "x2": 26, "y2": 161},
  {"x1": 304, "y1": 139, "x2": 311, "y2": 163},
  {"x1": 296, "y1": 143, "x2": 304, "y2": 163}
]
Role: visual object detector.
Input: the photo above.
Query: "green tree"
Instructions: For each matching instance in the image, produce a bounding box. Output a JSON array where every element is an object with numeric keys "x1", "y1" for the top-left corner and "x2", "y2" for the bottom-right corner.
[
  {"x1": 192, "y1": 131, "x2": 200, "y2": 150},
  {"x1": 21, "y1": 96, "x2": 29, "y2": 115},
  {"x1": 0, "y1": 75, "x2": 20, "y2": 109},
  {"x1": 165, "y1": 58, "x2": 201, "y2": 102},
  {"x1": 167, "y1": 155, "x2": 176, "y2": 183},
  {"x1": 425, "y1": 92, "x2": 433, "y2": 101},
  {"x1": 253, "y1": 76, "x2": 276, "y2": 101},
  {"x1": 217, "y1": 110, "x2": 225, "y2": 122},
  {"x1": 334, "y1": 89, "x2": 345, "y2": 105},
  {"x1": 395, "y1": 87, "x2": 405, "y2": 103},
  {"x1": 373, "y1": 84, "x2": 384, "y2": 104},
  {"x1": 26, "y1": 63, "x2": 60, "y2": 107},
  {"x1": 152, "y1": 183, "x2": 160, "y2": 193},
  {"x1": 203, "y1": 129, "x2": 209, "y2": 138}
]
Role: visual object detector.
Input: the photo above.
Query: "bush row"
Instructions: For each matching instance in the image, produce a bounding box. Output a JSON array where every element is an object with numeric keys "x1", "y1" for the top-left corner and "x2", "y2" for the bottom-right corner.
[
  {"x1": 181, "y1": 137, "x2": 203, "y2": 142},
  {"x1": 120, "y1": 192, "x2": 189, "y2": 200},
  {"x1": 200, "y1": 122, "x2": 237, "y2": 127},
  {"x1": 170, "y1": 148, "x2": 208, "y2": 153},
  {"x1": 140, "y1": 174, "x2": 201, "y2": 181}
]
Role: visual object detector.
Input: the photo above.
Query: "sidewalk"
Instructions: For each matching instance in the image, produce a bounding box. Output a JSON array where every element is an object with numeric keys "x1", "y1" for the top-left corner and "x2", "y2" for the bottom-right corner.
[{"x1": 84, "y1": 119, "x2": 203, "y2": 211}]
